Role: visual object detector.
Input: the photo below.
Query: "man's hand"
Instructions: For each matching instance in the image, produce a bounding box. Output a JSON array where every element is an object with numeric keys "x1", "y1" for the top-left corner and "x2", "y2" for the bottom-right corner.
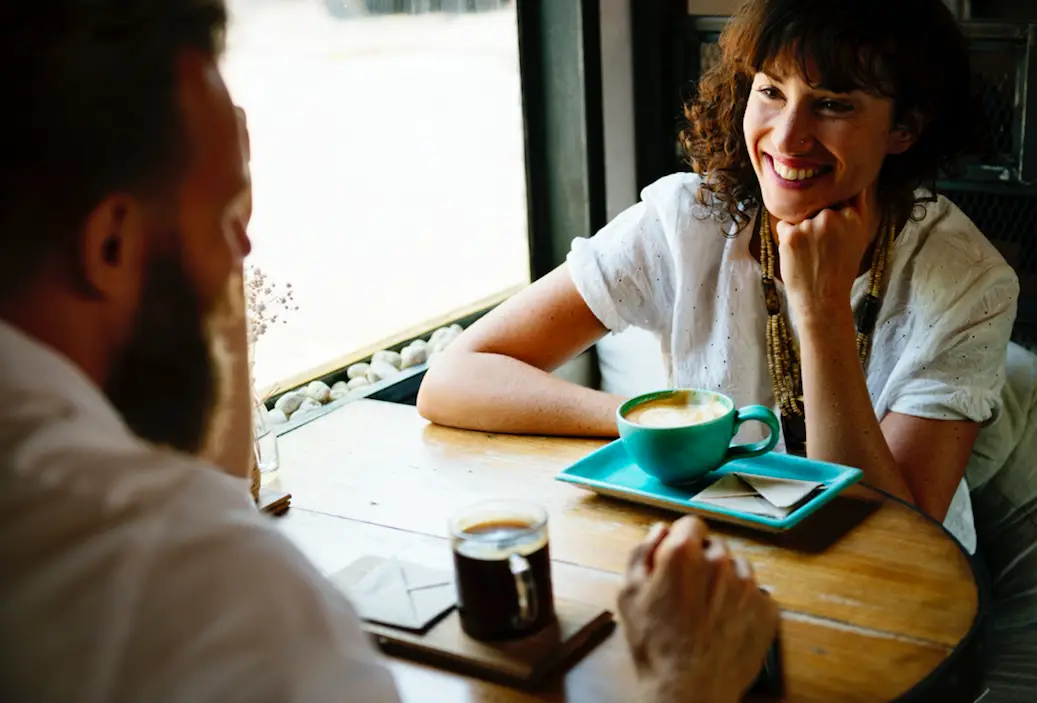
[
  {"x1": 234, "y1": 105, "x2": 253, "y2": 229},
  {"x1": 617, "y1": 516, "x2": 780, "y2": 703},
  {"x1": 200, "y1": 105, "x2": 254, "y2": 483},
  {"x1": 201, "y1": 265, "x2": 253, "y2": 482}
]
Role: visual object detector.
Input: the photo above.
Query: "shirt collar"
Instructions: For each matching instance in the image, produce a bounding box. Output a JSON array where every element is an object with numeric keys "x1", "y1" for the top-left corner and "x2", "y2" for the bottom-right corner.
[{"x1": 0, "y1": 318, "x2": 128, "y2": 435}]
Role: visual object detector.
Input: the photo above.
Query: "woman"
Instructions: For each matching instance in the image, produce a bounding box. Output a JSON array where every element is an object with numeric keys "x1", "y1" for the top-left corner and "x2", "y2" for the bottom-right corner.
[{"x1": 417, "y1": 0, "x2": 1019, "y2": 549}]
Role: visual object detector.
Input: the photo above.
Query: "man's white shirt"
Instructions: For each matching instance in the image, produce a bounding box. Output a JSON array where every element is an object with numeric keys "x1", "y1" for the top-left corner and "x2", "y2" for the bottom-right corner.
[{"x1": 0, "y1": 319, "x2": 400, "y2": 703}]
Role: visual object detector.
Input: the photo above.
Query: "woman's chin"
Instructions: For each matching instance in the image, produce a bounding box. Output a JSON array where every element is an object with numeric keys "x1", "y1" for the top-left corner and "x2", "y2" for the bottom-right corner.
[{"x1": 760, "y1": 202, "x2": 815, "y2": 226}]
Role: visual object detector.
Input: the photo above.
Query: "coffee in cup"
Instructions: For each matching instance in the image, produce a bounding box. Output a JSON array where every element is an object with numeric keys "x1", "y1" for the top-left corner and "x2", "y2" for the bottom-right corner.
[
  {"x1": 625, "y1": 395, "x2": 730, "y2": 428},
  {"x1": 618, "y1": 389, "x2": 779, "y2": 485},
  {"x1": 449, "y1": 500, "x2": 555, "y2": 641}
]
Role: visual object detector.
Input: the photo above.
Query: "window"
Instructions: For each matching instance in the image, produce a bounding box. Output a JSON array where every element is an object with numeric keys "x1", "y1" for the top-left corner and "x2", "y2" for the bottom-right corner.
[{"x1": 222, "y1": 0, "x2": 529, "y2": 392}]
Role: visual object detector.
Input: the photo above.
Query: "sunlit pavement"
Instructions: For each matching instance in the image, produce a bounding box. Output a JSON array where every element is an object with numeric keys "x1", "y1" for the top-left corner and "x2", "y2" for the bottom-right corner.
[{"x1": 222, "y1": 0, "x2": 529, "y2": 389}]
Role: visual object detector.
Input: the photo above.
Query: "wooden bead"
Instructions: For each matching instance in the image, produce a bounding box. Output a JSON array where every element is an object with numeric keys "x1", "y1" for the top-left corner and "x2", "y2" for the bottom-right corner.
[{"x1": 760, "y1": 207, "x2": 896, "y2": 447}]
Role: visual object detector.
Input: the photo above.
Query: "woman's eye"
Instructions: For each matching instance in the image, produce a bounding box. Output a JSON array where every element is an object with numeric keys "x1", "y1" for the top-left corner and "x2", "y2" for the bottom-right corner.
[
  {"x1": 757, "y1": 86, "x2": 782, "y2": 100},
  {"x1": 818, "y1": 99, "x2": 853, "y2": 114}
]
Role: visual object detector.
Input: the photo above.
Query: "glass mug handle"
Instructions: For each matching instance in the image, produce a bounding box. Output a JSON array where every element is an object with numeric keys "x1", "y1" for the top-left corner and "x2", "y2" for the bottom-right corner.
[{"x1": 508, "y1": 553, "x2": 539, "y2": 628}]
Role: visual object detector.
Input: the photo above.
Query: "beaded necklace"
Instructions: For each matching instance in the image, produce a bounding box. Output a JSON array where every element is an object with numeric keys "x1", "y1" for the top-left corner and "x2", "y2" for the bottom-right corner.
[{"x1": 758, "y1": 209, "x2": 896, "y2": 456}]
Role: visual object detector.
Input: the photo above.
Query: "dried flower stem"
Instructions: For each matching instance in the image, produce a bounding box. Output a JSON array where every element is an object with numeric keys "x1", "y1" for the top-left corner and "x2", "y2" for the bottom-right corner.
[{"x1": 244, "y1": 264, "x2": 299, "y2": 401}]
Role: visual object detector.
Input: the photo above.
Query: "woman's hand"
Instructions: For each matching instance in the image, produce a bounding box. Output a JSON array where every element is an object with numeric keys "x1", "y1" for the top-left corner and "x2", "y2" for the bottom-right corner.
[{"x1": 774, "y1": 187, "x2": 876, "y2": 325}]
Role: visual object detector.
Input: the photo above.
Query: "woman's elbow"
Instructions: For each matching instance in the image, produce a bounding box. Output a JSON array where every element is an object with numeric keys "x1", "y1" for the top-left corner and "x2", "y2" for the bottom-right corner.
[
  {"x1": 415, "y1": 352, "x2": 464, "y2": 424},
  {"x1": 415, "y1": 381, "x2": 445, "y2": 425}
]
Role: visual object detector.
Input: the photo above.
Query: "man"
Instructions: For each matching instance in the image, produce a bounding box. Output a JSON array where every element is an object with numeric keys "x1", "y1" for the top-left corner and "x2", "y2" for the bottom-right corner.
[{"x1": 0, "y1": 2, "x2": 778, "y2": 701}]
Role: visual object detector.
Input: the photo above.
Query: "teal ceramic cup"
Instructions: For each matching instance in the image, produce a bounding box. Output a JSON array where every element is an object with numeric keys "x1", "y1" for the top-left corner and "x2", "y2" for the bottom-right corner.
[{"x1": 617, "y1": 389, "x2": 780, "y2": 486}]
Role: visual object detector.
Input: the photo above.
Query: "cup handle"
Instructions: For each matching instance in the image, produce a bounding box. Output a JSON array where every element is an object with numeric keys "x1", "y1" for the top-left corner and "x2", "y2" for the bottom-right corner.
[
  {"x1": 508, "y1": 553, "x2": 539, "y2": 628},
  {"x1": 724, "y1": 405, "x2": 781, "y2": 462}
]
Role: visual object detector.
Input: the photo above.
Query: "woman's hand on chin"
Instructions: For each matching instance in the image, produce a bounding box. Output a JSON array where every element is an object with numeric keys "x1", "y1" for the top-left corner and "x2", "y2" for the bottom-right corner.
[{"x1": 774, "y1": 186, "x2": 877, "y2": 327}]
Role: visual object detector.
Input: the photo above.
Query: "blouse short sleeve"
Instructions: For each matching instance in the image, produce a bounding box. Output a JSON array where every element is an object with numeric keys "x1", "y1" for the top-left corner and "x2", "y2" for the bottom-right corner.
[
  {"x1": 885, "y1": 223, "x2": 1019, "y2": 425},
  {"x1": 566, "y1": 173, "x2": 693, "y2": 335}
]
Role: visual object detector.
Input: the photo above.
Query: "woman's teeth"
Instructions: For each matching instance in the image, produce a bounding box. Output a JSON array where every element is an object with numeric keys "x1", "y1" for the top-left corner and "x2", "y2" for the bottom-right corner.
[{"x1": 772, "y1": 161, "x2": 824, "y2": 181}]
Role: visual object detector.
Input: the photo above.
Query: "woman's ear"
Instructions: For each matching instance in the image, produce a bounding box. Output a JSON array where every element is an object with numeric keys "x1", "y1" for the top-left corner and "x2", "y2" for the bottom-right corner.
[{"x1": 887, "y1": 110, "x2": 925, "y2": 155}]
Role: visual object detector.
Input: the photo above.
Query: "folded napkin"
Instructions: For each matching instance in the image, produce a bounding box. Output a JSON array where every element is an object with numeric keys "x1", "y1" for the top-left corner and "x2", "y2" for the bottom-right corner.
[
  {"x1": 337, "y1": 557, "x2": 457, "y2": 633},
  {"x1": 692, "y1": 473, "x2": 822, "y2": 519}
]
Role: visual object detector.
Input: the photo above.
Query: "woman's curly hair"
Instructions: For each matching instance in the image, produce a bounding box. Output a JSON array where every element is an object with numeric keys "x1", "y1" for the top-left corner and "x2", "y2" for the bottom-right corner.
[{"x1": 680, "y1": 0, "x2": 979, "y2": 231}]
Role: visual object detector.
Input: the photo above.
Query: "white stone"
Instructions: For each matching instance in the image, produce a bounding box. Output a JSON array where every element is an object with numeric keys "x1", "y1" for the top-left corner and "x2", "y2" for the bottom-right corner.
[
  {"x1": 366, "y1": 360, "x2": 400, "y2": 384},
  {"x1": 331, "y1": 381, "x2": 348, "y2": 394},
  {"x1": 294, "y1": 398, "x2": 323, "y2": 418},
  {"x1": 347, "y1": 376, "x2": 371, "y2": 390},
  {"x1": 330, "y1": 388, "x2": 349, "y2": 402},
  {"x1": 450, "y1": 323, "x2": 463, "y2": 335},
  {"x1": 304, "y1": 380, "x2": 331, "y2": 404},
  {"x1": 401, "y1": 344, "x2": 428, "y2": 369},
  {"x1": 430, "y1": 332, "x2": 459, "y2": 354},
  {"x1": 430, "y1": 326, "x2": 452, "y2": 344},
  {"x1": 408, "y1": 338, "x2": 428, "y2": 350},
  {"x1": 347, "y1": 363, "x2": 370, "y2": 380},
  {"x1": 274, "y1": 390, "x2": 305, "y2": 416},
  {"x1": 372, "y1": 350, "x2": 403, "y2": 369},
  {"x1": 267, "y1": 408, "x2": 288, "y2": 425}
]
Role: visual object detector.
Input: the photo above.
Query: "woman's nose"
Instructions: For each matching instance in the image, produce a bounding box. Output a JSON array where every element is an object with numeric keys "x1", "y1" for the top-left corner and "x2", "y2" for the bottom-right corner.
[{"x1": 772, "y1": 104, "x2": 815, "y2": 154}]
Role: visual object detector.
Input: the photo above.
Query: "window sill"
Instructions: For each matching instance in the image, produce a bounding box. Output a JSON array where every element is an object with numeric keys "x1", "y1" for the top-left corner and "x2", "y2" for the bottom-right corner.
[
  {"x1": 270, "y1": 347, "x2": 600, "y2": 439},
  {"x1": 272, "y1": 362, "x2": 428, "y2": 438}
]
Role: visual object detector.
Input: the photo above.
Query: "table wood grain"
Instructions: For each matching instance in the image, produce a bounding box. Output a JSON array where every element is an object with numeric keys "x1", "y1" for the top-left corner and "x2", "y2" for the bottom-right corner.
[{"x1": 270, "y1": 399, "x2": 984, "y2": 702}]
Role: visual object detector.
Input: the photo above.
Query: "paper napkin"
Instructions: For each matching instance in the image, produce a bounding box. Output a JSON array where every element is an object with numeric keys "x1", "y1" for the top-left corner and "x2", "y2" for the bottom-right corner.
[
  {"x1": 336, "y1": 557, "x2": 457, "y2": 633},
  {"x1": 692, "y1": 473, "x2": 822, "y2": 519}
]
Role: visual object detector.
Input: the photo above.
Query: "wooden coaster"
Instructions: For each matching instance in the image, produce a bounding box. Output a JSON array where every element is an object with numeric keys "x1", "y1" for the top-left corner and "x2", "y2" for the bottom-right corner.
[
  {"x1": 258, "y1": 488, "x2": 291, "y2": 516},
  {"x1": 335, "y1": 556, "x2": 615, "y2": 689}
]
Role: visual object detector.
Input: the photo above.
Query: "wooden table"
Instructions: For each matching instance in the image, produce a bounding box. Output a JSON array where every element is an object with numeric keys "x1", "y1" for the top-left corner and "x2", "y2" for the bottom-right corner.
[{"x1": 271, "y1": 399, "x2": 986, "y2": 702}]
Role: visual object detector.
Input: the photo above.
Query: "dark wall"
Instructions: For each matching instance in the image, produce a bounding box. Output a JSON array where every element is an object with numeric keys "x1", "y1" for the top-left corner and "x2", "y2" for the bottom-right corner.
[{"x1": 971, "y1": 0, "x2": 1037, "y2": 22}]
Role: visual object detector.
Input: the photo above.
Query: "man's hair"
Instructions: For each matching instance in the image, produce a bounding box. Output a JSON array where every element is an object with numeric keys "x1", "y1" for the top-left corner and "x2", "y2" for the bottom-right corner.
[
  {"x1": 0, "y1": 0, "x2": 228, "y2": 298},
  {"x1": 680, "y1": 0, "x2": 977, "y2": 230}
]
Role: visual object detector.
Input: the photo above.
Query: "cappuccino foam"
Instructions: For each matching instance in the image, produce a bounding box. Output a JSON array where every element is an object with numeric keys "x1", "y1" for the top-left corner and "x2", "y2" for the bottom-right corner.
[{"x1": 626, "y1": 397, "x2": 728, "y2": 428}]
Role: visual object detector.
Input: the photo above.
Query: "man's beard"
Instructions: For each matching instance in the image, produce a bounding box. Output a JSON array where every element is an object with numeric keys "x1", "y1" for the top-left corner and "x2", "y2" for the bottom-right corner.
[{"x1": 105, "y1": 249, "x2": 230, "y2": 456}]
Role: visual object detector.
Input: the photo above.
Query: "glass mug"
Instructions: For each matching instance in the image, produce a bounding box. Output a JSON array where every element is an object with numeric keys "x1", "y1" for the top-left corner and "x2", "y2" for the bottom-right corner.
[
  {"x1": 449, "y1": 500, "x2": 556, "y2": 641},
  {"x1": 252, "y1": 396, "x2": 280, "y2": 478}
]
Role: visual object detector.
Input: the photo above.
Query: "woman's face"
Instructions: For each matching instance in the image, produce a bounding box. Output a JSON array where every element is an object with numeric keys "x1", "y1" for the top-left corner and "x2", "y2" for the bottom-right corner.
[{"x1": 742, "y1": 62, "x2": 914, "y2": 224}]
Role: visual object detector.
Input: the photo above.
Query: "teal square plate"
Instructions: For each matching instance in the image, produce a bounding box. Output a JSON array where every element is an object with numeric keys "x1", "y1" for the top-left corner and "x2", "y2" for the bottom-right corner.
[{"x1": 556, "y1": 440, "x2": 864, "y2": 532}]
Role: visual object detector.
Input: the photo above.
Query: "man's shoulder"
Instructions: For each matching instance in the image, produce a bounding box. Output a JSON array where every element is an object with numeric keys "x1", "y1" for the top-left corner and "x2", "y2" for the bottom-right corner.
[
  {"x1": 0, "y1": 398, "x2": 249, "y2": 525},
  {"x1": 0, "y1": 423, "x2": 399, "y2": 702}
]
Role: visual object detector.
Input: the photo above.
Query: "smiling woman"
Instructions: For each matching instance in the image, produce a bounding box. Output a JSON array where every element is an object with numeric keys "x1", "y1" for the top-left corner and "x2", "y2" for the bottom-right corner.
[
  {"x1": 682, "y1": 0, "x2": 977, "y2": 231},
  {"x1": 416, "y1": 0, "x2": 1018, "y2": 557}
]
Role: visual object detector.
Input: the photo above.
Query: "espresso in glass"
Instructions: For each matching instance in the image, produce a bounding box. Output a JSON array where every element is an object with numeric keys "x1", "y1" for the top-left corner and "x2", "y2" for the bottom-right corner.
[{"x1": 449, "y1": 500, "x2": 555, "y2": 641}]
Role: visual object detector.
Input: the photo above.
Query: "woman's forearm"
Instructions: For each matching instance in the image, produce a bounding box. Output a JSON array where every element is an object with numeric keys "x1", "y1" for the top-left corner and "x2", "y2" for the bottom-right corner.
[
  {"x1": 798, "y1": 307, "x2": 914, "y2": 503},
  {"x1": 417, "y1": 350, "x2": 626, "y2": 437}
]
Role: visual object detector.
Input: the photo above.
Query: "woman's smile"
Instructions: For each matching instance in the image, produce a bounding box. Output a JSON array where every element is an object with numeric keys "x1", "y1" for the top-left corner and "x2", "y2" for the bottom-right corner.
[
  {"x1": 764, "y1": 154, "x2": 835, "y2": 190},
  {"x1": 743, "y1": 67, "x2": 909, "y2": 223}
]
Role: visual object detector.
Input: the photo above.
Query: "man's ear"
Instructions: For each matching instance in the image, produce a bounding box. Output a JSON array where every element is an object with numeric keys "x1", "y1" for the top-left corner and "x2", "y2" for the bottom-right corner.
[
  {"x1": 78, "y1": 194, "x2": 148, "y2": 299},
  {"x1": 887, "y1": 110, "x2": 925, "y2": 156}
]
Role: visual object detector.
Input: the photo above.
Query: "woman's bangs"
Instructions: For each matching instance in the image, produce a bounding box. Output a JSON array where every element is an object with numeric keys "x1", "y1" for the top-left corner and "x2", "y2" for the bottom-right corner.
[{"x1": 747, "y1": 20, "x2": 896, "y2": 98}]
